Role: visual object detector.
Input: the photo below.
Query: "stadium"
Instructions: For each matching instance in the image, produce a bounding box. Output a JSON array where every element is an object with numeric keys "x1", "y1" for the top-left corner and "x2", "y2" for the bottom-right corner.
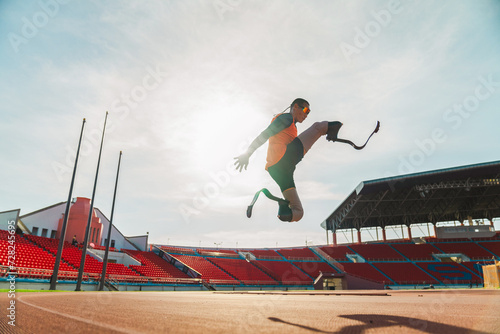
[
  {"x1": 1, "y1": 160, "x2": 500, "y2": 333},
  {"x1": 3, "y1": 1, "x2": 500, "y2": 333}
]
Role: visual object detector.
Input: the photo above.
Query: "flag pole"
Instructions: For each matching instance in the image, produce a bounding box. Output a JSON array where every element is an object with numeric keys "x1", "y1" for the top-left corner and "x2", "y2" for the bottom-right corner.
[
  {"x1": 50, "y1": 118, "x2": 86, "y2": 290},
  {"x1": 76, "y1": 112, "x2": 108, "y2": 291},
  {"x1": 99, "y1": 151, "x2": 122, "y2": 291}
]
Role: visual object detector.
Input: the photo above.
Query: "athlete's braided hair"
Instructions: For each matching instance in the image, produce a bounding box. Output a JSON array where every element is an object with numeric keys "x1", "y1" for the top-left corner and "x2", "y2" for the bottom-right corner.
[{"x1": 276, "y1": 98, "x2": 309, "y2": 115}]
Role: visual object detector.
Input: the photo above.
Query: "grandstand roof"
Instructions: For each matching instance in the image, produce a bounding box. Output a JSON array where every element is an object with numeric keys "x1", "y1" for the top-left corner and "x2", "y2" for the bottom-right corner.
[{"x1": 321, "y1": 160, "x2": 500, "y2": 231}]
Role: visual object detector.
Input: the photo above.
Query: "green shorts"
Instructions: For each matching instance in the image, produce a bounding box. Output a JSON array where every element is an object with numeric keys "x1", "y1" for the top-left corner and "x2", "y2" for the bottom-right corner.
[{"x1": 267, "y1": 138, "x2": 304, "y2": 192}]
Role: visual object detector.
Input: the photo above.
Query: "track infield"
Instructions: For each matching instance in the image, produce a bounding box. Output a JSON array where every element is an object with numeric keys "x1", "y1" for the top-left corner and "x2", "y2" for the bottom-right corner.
[{"x1": 1, "y1": 289, "x2": 499, "y2": 333}]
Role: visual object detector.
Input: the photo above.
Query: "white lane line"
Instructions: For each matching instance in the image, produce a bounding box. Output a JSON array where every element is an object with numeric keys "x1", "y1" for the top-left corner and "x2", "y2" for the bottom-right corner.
[{"x1": 17, "y1": 295, "x2": 144, "y2": 334}]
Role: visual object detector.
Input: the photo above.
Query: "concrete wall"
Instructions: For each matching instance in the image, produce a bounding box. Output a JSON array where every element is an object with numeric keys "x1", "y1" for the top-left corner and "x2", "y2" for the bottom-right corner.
[
  {"x1": 94, "y1": 210, "x2": 138, "y2": 251},
  {"x1": 21, "y1": 203, "x2": 65, "y2": 237},
  {"x1": 126, "y1": 235, "x2": 148, "y2": 252},
  {"x1": 0, "y1": 210, "x2": 19, "y2": 231},
  {"x1": 16, "y1": 200, "x2": 141, "y2": 252},
  {"x1": 88, "y1": 249, "x2": 141, "y2": 266}
]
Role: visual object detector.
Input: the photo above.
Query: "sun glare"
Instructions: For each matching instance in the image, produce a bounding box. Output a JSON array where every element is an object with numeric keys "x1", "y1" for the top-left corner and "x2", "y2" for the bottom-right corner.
[{"x1": 186, "y1": 100, "x2": 268, "y2": 171}]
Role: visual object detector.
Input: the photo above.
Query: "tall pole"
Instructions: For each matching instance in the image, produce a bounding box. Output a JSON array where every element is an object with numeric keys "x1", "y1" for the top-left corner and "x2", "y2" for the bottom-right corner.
[
  {"x1": 50, "y1": 118, "x2": 86, "y2": 290},
  {"x1": 76, "y1": 112, "x2": 108, "y2": 291},
  {"x1": 99, "y1": 151, "x2": 122, "y2": 291}
]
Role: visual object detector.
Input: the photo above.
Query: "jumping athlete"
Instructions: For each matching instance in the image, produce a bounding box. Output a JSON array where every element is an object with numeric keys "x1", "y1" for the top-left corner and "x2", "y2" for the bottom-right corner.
[{"x1": 234, "y1": 98, "x2": 379, "y2": 222}]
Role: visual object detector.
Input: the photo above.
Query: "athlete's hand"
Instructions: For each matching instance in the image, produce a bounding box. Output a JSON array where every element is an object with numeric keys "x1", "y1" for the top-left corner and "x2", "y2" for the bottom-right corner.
[{"x1": 234, "y1": 153, "x2": 250, "y2": 172}]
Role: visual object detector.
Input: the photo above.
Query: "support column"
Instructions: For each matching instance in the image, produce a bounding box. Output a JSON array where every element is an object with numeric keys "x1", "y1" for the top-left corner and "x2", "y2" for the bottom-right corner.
[
  {"x1": 357, "y1": 230, "x2": 362, "y2": 244},
  {"x1": 407, "y1": 225, "x2": 412, "y2": 240},
  {"x1": 433, "y1": 224, "x2": 438, "y2": 238},
  {"x1": 382, "y1": 228, "x2": 387, "y2": 242},
  {"x1": 332, "y1": 231, "x2": 337, "y2": 246}
]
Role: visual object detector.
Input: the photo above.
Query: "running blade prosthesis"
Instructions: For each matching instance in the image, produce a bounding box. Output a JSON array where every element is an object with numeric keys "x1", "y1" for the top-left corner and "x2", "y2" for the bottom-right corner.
[
  {"x1": 247, "y1": 188, "x2": 292, "y2": 222},
  {"x1": 328, "y1": 121, "x2": 380, "y2": 150}
]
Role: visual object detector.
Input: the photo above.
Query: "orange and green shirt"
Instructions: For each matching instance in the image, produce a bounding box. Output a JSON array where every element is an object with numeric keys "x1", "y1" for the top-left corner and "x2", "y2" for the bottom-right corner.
[{"x1": 265, "y1": 113, "x2": 297, "y2": 170}]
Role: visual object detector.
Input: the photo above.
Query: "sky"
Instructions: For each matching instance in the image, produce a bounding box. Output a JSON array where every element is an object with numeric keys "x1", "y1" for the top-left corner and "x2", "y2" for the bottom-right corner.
[{"x1": 1, "y1": 0, "x2": 500, "y2": 249}]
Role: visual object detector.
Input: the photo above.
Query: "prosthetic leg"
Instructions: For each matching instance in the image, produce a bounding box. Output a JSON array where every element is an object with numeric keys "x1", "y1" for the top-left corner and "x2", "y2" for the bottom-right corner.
[
  {"x1": 327, "y1": 121, "x2": 380, "y2": 150},
  {"x1": 247, "y1": 188, "x2": 293, "y2": 222}
]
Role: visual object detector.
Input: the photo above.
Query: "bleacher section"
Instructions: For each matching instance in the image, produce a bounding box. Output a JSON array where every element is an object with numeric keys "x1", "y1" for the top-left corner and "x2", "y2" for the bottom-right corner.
[
  {"x1": 26, "y1": 234, "x2": 140, "y2": 281},
  {"x1": 254, "y1": 261, "x2": 313, "y2": 284},
  {"x1": 390, "y1": 243, "x2": 441, "y2": 260},
  {"x1": 169, "y1": 254, "x2": 239, "y2": 284},
  {"x1": 249, "y1": 249, "x2": 282, "y2": 259},
  {"x1": 340, "y1": 262, "x2": 393, "y2": 283},
  {"x1": 0, "y1": 231, "x2": 76, "y2": 279},
  {"x1": 372, "y1": 262, "x2": 439, "y2": 284},
  {"x1": 431, "y1": 242, "x2": 496, "y2": 259},
  {"x1": 478, "y1": 241, "x2": 500, "y2": 257},
  {"x1": 292, "y1": 261, "x2": 339, "y2": 278},
  {"x1": 0, "y1": 232, "x2": 205, "y2": 285},
  {"x1": 91, "y1": 244, "x2": 117, "y2": 252},
  {"x1": 348, "y1": 243, "x2": 406, "y2": 261},
  {"x1": 2, "y1": 229, "x2": 500, "y2": 289},
  {"x1": 461, "y1": 261, "x2": 489, "y2": 277},
  {"x1": 124, "y1": 249, "x2": 190, "y2": 279},
  {"x1": 60, "y1": 245, "x2": 140, "y2": 280},
  {"x1": 277, "y1": 248, "x2": 320, "y2": 261},
  {"x1": 198, "y1": 249, "x2": 240, "y2": 258},
  {"x1": 317, "y1": 245, "x2": 354, "y2": 261},
  {"x1": 158, "y1": 246, "x2": 197, "y2": 255},
  {"x1": 105, "y1": 262, "x2": 141, "y2": 278},
  {"x1": 415, "y1": 262, "x2": 481, "y2": 284},
  {"x1": 208, "y1": 257, "x2": 276, "y2": 284}
]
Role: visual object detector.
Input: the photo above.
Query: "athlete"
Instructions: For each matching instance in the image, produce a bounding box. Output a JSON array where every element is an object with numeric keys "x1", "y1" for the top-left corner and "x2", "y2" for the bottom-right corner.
[{"x1": 234, "y1": 98, "x2": 344, "y2": 222}]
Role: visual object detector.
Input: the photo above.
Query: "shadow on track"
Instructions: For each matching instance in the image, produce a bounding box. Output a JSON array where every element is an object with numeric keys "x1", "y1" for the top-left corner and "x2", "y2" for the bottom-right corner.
[
  {"x1": 269, "y1": 314, "x2": 490, "y2": 334},
  {"x1": 268, "y1": 317, "x2": 330, "y2": 333}
]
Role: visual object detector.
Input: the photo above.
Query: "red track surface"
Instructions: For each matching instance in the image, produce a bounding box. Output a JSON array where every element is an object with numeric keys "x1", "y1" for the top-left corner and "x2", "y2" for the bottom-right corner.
[{"x1": 1, "y1": 289, "x2": 499, "y2": 333}]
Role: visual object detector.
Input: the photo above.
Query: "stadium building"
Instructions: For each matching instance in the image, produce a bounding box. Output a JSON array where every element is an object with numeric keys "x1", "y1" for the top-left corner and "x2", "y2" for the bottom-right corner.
[{"x1": 1, "y1": 160, "x2": 500, "y2": 291}]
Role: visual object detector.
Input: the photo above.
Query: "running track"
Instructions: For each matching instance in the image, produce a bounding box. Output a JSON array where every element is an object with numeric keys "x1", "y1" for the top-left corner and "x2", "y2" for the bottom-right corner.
[{"x1": 1, "y1": 290, "x2": 499, "y2": 333}]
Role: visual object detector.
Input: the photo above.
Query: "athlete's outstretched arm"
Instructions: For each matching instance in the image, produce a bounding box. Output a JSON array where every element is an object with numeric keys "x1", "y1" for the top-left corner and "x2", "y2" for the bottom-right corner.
[
  {"x1": 234, "y1": 114, "x2": 293, "y2": 172},
  {"x1": 234, "y1": 131, "x2": 270, "y2": 172}
]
